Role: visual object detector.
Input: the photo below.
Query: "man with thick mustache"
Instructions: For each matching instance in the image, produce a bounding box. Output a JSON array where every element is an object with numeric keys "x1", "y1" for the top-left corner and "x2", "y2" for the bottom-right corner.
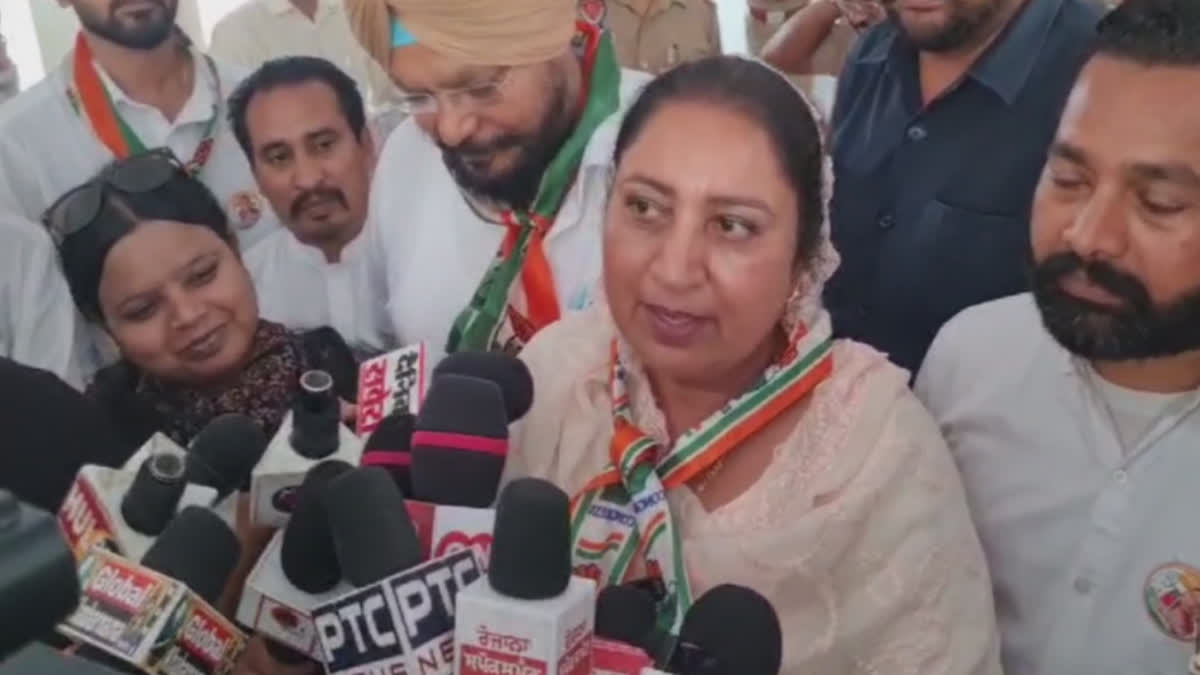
[
  {"x1": 344, "y1": 0, "x2": 650, "y2": 360},
  {"x1": 0, "y1": 0, "x2": 278, "y2": 250},
  {"x1": 231, "y1": 56, "x2": 394, "y2": 358},
  {"x1": 917, "y1": 1, "x2": 1200, "y2": 671},
  {"x1": 824, "y1": 0, "x2": 1100, "y2": 375}
]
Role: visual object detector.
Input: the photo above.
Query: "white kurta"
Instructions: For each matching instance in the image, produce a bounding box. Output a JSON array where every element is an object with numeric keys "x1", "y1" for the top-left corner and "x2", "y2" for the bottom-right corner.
[
  {"x1": 0, "y1": 45, "x2": 279, "y2": 252},
  {"x1": 364, "y1": 69, "x2": 651, "y2": 363},
  {"x1": 0, "y1": 213, "x2": 82, "y2": 388},
  {"x1": 209, "y1": 0, "x2": 400, "y2": 110},
  {"x1": 245, "y1": 228, "x2": 394, "y2": 358},
  {"x1": 917, "y1": 293, "x2": 1200, "y2": 675}
]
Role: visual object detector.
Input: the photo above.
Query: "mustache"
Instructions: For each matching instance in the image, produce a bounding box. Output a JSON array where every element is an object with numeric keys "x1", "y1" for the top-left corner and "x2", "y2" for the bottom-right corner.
[
  {"x1": 439, "y1": 135, "x2": 523, "y2": 161},
  {"x1": 290, "y1": 188, "x2": 347, "y2": 218},
  {"x1": 1033, "y1": 252, "x2": 1152, "y2": 312},
  {"x1": 112, "y1": 0, "x2": 168, "y2": 12}
]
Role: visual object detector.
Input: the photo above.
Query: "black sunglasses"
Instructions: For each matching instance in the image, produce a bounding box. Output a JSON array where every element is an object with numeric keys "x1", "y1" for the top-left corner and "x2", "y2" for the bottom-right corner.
[{"x1": 43, "y1": 148, "x2": 187, "y2": 245}]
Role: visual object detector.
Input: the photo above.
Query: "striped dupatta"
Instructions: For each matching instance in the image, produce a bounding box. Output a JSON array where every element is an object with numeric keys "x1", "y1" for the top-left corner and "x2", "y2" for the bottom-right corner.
[{"x1": 568, "y1": 312, "x2": 835, "y2": 661}]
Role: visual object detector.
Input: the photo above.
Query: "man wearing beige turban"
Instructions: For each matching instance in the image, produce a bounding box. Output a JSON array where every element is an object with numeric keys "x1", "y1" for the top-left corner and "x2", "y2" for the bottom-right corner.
[{"x1": 344, "y1": 0, "x2": 651, "y2": 362}]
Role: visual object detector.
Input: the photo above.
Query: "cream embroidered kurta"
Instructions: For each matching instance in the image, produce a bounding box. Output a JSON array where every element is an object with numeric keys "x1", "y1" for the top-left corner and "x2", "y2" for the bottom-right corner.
[{"x1": 504, "y1": 304, "x2": 1004, "y2": 675}]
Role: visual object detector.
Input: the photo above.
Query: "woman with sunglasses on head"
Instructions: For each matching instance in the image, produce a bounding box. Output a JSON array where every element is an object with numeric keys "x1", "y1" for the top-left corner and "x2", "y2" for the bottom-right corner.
[
  {"x1": 46, "y1": 149, "x2": 358, "y2": 451},
  {"x1": 503, "y1": 57, "x2": 1002, "y2": 673}
]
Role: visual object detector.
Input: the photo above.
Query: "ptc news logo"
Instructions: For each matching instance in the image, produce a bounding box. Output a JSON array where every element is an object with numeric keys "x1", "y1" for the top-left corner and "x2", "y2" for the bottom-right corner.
[{"x1": 313, "y1": 549, "x2": 483, "y2": 675}]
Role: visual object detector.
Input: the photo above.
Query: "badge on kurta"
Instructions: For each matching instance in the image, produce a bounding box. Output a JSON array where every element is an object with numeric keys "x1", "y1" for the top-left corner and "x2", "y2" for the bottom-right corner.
[
  {"x1": 229, "y1": 190, "x2": 263, "y2": 230},
  {"x1": 1144, "y1": 563, "x2": 1200, "y2": 642},
  {"x1": 579, "y1": 0, "x2": 608, "y2": 27}
]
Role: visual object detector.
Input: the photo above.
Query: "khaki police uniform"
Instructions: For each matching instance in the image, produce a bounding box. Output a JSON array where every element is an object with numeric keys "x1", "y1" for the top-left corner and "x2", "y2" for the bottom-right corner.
[
  {"x1": 746, "y1": 0, "x2": 857, "y2": 75},
  {"x1": 601, "y1": 0, "x2": 721, "y2": 74}
]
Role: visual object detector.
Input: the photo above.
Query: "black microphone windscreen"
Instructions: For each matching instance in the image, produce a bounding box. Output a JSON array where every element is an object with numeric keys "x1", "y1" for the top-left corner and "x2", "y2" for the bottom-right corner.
[
  {"x1": 361, "y1": 413, "x2": 415, "y2": 496},
  {"x1": 0, "y1": 492, "x2": 79, "y2": 661},
  {"x1": 595, "y1": 584, "x2": 657, "y2": 651},
  {"x1": 290, "y1": 370, "x2": 341, "y2": 460},
  {"x1": 411, "y1": 374, "x2": 508, "y2": 508},
  {"x1": 324, "y1": 467, "x2": 422, "y2": 587},
  {"x1": 677, "y1": 584, "x2": 782, "y2": 675},
  {"x1": 487, "y1": 478, "x2": 570, "y2": 600},
  {"x1": 186, "y1": 414, "x2": 268, "y2": 496},
  {"x1": 280, "y1": 460, "x2": 353, "y2": 593},
  {"x1": 433, "y1": 351, "x2": 534, "y2": 422},
  {"x1": 139, "y1": 506, "x2": 240, "y2": 605},
  {"x1": 120, "y1": 452, "x2": 186, "y2": 536}
]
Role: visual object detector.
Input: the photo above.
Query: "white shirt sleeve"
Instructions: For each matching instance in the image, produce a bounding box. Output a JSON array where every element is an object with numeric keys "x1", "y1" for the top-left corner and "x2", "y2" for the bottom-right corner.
[
  {"x1": 364, "y1": 135, "x2": 400, "y2": 343},
  {"x1": 4, "y1": 224, "x2": 82, "y2": 388}
]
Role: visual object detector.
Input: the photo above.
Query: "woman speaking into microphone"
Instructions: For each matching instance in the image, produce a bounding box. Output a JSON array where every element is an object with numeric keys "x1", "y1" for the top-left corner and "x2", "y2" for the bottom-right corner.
[{"x1": 504, "y1": 57, "x2": 1003, "y2": 674}]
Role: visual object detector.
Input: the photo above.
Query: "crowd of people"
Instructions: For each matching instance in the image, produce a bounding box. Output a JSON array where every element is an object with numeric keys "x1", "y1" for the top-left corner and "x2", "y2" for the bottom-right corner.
[{"x1": 1, "y1": 0, "x2": 1199, "y2": 672}]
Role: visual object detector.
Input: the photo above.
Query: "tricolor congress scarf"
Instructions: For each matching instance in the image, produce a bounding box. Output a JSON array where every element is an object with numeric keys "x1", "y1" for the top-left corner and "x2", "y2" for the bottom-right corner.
[
  {"x1": 445, "y1": 21, "x2": 620, "y2": 354},
  {"x1": 67, "y1": 33, "x2": 219, "y2": 175},
  {"x1": 570, "y1": 317, "x2": 835, "y2": 663}
]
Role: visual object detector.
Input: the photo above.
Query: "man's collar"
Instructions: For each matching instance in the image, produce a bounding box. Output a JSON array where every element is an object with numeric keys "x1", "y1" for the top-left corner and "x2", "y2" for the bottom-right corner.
[
  {"x1": 970, "y1": 0, "x2": 1063, "y2": 104},
  {"x1": 93, "y1": 47, "x2": 216, "y2": 126},
  {"x1": 265, "y1": 0, "x2": 338, "y2": 18},
  {"x1": 854, "y1": 0, "x2": 1065, "y2": 105}
]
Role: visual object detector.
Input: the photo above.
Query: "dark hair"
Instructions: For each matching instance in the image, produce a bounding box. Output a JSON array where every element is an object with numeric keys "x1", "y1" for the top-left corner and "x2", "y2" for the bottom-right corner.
[
  {"x1": 611, "y1": 56, "x2": 824, "y2": 265},
  {"x1": 1095, "y1": 0, "x2": 1200, "y2": 65},
  {"x1": 228, "y1": 56, "x2": 368, "y2": 162},
  {"x1": 58, "y1": 166, "x2": 234, "y2": 322}
]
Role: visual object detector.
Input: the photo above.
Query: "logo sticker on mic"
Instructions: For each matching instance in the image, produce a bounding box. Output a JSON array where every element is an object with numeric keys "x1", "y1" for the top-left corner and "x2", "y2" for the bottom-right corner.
[
  {"x1": 59, "y1": 477, "x2": 118, "y2": 559},
  {"x1": 59, "y1": 549, "x2": 247, "y2": 674},
  {"x1": 312, "y1": 548, "x2": 483, "y2": 675},
  {"x1": 357, "y1": 344, "x2": 430, "y2": 437}
]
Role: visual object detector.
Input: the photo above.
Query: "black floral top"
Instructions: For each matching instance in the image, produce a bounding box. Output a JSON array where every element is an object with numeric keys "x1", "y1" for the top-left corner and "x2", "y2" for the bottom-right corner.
[{"x1": 87, "y1": 321, "x2": 358, "y2": 449}]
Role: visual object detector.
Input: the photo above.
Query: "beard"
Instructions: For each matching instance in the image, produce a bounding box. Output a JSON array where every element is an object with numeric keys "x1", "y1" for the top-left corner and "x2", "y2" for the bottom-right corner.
[
  {"x1": 1032, "y1": 251, "x2": 1200, "y2": 361},
  {"x1": 888, "y1": 0, "x2": 1003, "y2": 52},
  {"x1": 439, "y1": 73, "x2": 572, "y2": 211},
  {"x1": 75, "y1": 0, "x2": 178, "y2": 51}
]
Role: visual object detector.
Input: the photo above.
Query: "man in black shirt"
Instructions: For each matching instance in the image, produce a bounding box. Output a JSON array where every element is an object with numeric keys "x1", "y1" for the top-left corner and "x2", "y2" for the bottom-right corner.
[{"x1": 826, "y1": 0, "x2": 1102, "y2": 374}]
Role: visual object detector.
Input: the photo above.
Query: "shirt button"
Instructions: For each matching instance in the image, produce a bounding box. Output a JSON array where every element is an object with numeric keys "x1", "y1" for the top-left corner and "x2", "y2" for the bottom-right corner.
[
  {"x1": 1113, "y1": 469, "x2": 1128, "y2": 484},
  {"x1": 907, "y1": 125, "x2": 927, "y2": 141},
  {"x1": 878, "y1": 214, "x2": 895, "y2": 230},
  {"x1": 1074, "y1": 577, "x2": 1093, "y2": 594}
]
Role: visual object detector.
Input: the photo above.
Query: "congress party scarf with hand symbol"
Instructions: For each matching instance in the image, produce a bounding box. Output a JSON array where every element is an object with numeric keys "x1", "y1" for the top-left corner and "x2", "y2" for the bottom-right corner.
[
  {"x1": 445, "y1": 21, "x2": 620, "y2": 354},
  {"x1": 569, "y1": 316, "x2": 835, "y2": 663}
]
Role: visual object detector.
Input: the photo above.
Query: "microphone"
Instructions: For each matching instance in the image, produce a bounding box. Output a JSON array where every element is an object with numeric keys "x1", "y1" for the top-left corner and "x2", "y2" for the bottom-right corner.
[
  {"x1": 360, "y1": 412, "x2": 415, "y2": 496},
  {"x1": 454, "y1": 478, "x2": 595, "y2": 675},
  {"x1": 185, "y1": 414, "x2": 269, "y2": 500},
  {"x1": 140, "y1": 507, "x2": 241, "y2": 605},
  {"x1": 325, "y1": 467, "x2": 423, "y2": 587},
  {"x1": 432, "y1": 351, "x2": 534, "y2": 423},
  {"x1": 280, "y1": 460, "x2": 354, "y2": 594},
  {"x1": 58, "y1": 436, "x2": 220, "y2": 563},
  {"x1": 311, "y1": 466, "x2": 485, "y2": 675},
  {"x1": 59, "y1": 507, "x2": 248, "y2": 674},
  {"x1": 243, "y1": 459, "x2": 351, "y2": 670},
  {"x1": 410, "y1": 374, "x2": 509, "y2": 508},
  {"x1": 669, "y1": 585, "x2": 783, "y2": 675},
  {"x1": 250, "y1": 370, "x2": 365, "y2": 527},
  {"x1": 596, "y1": 584, "x2": 658, "y2": 654},
  {"x1": 0, "y1": 491, "x2": 79, "y2": 660},
  {"x1": 119, "y1": 452, "x2": 187, "y2": 538},
  {"x1": 235, "y1": 460, "x2": 358, "y2": 661},
  {"x1": 356, "y1": 343, "x2": 431, "y2": 437}
]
